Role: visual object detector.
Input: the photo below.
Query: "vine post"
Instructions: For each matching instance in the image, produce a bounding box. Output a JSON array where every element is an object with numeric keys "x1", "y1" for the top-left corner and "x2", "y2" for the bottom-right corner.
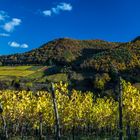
[
  {"x1": 51, "y1": 82, "x2": 61, "y2": 140},
  {"x1": 118, "y1": 76, "x2": 123, "y2": 140},
  {"x1": 0, "y1": 103, "x2": 8, "y2": 139},
  {"x1": 110, "y1": 63, "x2": 123, "y2": 140}
]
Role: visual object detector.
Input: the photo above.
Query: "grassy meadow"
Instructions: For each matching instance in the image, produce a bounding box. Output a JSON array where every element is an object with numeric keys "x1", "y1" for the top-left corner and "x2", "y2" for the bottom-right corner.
[
  {"x1": 0, "y1": 66, "x2": 44, "y2": 77},
  {"x1": 0, "y1": 66, "x2": 68, "y2": 85}
]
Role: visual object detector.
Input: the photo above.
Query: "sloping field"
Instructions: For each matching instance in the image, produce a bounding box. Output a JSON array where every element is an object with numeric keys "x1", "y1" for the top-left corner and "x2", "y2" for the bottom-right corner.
[
  {"x1": 0, "y1": 66, "x2": 45, "y2": 77},
  {"x1": 0, "y1": 70, "x2": 34, "y2": 77},
  {"x1": 0, "y1": 66, "x2": 32, "y2": 70}
]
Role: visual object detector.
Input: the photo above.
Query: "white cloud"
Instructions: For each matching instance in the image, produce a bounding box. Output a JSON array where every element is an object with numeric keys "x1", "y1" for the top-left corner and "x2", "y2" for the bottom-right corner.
[
  {"x1": 43, "y1": 10, "x2": 52, "y2": 16},
  {"x1": 3, "y1": 18, "x2": 21, "y2": 32},
  {"x1": 0, "y1": 10, "x2": 8, "y2": 21},
  {"x1": 43, "y1": 2, "x2": 72, "y2": 16},
  {"x1": 0, "y1": 11, "x2": 21, "y2": 37},
  {"x1": 20, "y1": 44, "x2": 29, "y2": 48},
  {"x1": 0, "y1": 33, "x2": 10, "y2": 37},
  {"x1": 57, "y1": 3, "x2": 73, "y2": 11},
  {"x1": 8, "y1": 41, "x2": 20, "y2": 47},
  {"x1": 8, "y1": 41, "x2": 29, "y2": 48}
]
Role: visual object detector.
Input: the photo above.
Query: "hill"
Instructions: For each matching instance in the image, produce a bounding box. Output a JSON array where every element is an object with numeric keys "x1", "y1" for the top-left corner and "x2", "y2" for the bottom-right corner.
[
  {"x1": 0, "y1": 37, "x2": 139, "y2": 94},
  {"x1": 0, "y1": 38, "x2": 119, "y2": 65}
]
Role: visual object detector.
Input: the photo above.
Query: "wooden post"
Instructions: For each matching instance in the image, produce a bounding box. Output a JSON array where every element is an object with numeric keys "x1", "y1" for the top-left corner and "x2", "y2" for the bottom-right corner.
[
  {"x1": 72, "y1": 125, "x2": 75, "y2": 140},
  {"x1": 110, "y1": 63, "x2": 123, "y2": 140},
  {"x1": 134, "y1": 127, "x2": 138, "y2": 140},
  {"x1": 51, "y1": 82, "x2": 61, "y2": 140},
  {"x1": 126, "y1": 123, "x2": 131, "y2": 140},
  {"x1": 39, "y1": 112, "x2": 43, "y2": 139},
  {"x1": 118, "y1": 76, "x2": 123, "y2": 140},
  {"x1": 0, "y1": 103, "x2": 8, "y2": 139}
]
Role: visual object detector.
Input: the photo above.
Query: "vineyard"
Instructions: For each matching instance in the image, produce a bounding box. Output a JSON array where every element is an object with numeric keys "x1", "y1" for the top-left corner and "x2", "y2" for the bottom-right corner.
[{"x1": 0, "y1": 80, "x2": 139, "y2": 139}]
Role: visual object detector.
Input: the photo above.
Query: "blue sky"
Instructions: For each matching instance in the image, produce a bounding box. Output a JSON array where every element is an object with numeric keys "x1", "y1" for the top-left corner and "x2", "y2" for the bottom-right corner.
[{"x1": 0, "y1": 0, "x2": 140, "y2": 55}]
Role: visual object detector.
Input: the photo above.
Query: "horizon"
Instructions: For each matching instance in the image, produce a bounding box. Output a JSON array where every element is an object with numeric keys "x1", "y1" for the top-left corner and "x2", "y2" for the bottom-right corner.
[{"x1": 1, "y1": 0, "x2": 140, "y2": 55}]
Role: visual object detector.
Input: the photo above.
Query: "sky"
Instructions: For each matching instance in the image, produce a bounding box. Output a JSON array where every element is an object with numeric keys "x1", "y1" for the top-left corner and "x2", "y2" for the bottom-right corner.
[{"x1": 0, "y1": 0, "x2": 140, "y2": 55}]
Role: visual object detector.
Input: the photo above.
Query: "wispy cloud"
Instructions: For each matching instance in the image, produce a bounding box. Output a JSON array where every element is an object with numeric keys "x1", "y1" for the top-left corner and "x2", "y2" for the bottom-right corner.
[
  {"x1": 0, "y1": 10, "x2": 22, "y2": 35},
  {"x1": 43, "y1": 2, "x2": 72, "y2": 16},
  {"x1": 8, "y1": 41, "x2": 20, "y2": 47},
  {"x1": 43, "y1": 10, "x2": 52, "y2": 16},
  {"x1": 0, "y1": 33, "x2": 10, "y2": 37},
  {"x1": 20, "y1": 44, "x2": 29, "y2": 48},
  {"x1": 0, "y1": 10, "x2": 8, "y2": 21},
  {"x1": 3, "y1": 18, "x2": 21, "y2": 32},
  {"x1": 8, "y1": 41, "x2": 29, "y2": 48}
]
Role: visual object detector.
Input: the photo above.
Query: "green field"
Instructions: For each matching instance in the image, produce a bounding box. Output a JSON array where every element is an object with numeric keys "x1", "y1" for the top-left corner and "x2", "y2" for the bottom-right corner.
[
  {"x1": 0, "y1": 66, "x2": 45, "y2": 77},
  {"x1": 38, "y1": 73, "x2": 68, "y2": 82},
  {"x1": 0, "y1": 65, "x2": 68, "y2": 83},
  {"x1": 0, "y1": 66, "x2": 32, "y2": 70}
]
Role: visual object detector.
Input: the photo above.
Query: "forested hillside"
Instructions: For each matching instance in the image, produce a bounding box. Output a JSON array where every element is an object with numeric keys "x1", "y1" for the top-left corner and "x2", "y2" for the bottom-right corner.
[
  {"x1": 0, "y1": 37, "x2": 139, "y2": 93},
  {"x1": 0, "y1": 38, "x2": 119, "y2": 65}
]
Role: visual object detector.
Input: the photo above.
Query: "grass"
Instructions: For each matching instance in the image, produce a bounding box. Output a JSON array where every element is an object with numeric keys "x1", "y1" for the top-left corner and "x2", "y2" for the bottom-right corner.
[
  {"x1": 38, "y1": 73, "x2": 68, "y2": 83},
  {"x1": 0, "y1": 66, "x2": 32, "y2": 70},
  {"x1": 0, "y1": 70, "x2": 35, "y2": 77},
  {"x1": 0, "y1": 66, "x2": 44, "y2": 78},
  {"x1": 0, "y1": 65, "x2": 67, "y2": 83},
  {"x1": 27, "y1": 70, "x2": 45, "y2": 80},
  {"x1": 46, "y1": 73, "x2": 68, "y2": 82},
  {"x1": 27, "y1": 66, "x2": 48, "y2": 80},
  {"x1": 27, "y1": 66, "x2": 45, "y2": 71}
]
